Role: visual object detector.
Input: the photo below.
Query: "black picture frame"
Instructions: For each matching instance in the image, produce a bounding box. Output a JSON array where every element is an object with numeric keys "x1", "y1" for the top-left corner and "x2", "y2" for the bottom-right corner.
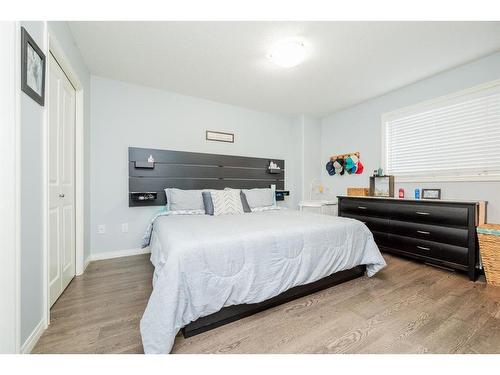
[
  {"x1": 21, "y1": 27, "x2": 46, "y2": 106},
  {"x1": 422, "y1": 188, "x2": 441, "y2": 200}
]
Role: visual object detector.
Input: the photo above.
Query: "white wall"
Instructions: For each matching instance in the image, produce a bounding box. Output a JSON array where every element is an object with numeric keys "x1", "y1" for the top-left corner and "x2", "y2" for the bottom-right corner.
[
  {"x1": 90, "y1": 76, "x2": 299, "y2": 255},
  {"x1": 0, "y1": 21, "x2": 20, "y2": 354},
  {"x1": 290, "y1": 115, "x2": 322, "y2": 203},
  {"x1": 19, "y1": 20, "x2": 45, "y2": 347},
  {"x1": 18, "y1": 21, "x2": 91, "y2": 349},
  {"x1": 321, "y1": 51, "x2": 500, "y2": 222}
]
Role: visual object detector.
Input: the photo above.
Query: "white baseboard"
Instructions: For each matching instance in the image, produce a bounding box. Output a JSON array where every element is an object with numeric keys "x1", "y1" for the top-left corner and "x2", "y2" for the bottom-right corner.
[
  {"x1": 83, "y1": 256, "x2": 91, "y2": 272},
  {"x1": 89, "y1": 247, "x2": 150, "y2": 262},
  {"x1": 21, "y1": 318, "x2": 45, "y2": 354}
]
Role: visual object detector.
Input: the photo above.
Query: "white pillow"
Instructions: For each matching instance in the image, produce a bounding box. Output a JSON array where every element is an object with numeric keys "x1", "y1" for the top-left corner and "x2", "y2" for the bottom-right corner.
[
  {"x1": 242, "y1": 188, "x2": 275, "y2": 209},
  {"x1": 210, "y1": 189, "x2": 244, "y2": 216},
  {"x1": 165, "y1": 188, "x2": 205, "y2": 213}
]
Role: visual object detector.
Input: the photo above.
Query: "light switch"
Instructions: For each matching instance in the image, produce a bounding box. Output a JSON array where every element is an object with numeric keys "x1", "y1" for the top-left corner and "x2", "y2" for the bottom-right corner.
[
  {"x1": 98, "y1": 224, "x2": 106, "y2": 234},
  {"x1": 121, "y1": 223, "x2": 129, "y2": 233}
]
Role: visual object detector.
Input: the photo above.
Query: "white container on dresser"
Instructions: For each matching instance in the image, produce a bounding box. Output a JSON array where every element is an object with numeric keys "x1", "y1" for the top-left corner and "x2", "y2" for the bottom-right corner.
[{"x1": 299, "y1": 200, "x2": 338, "y2": 216}]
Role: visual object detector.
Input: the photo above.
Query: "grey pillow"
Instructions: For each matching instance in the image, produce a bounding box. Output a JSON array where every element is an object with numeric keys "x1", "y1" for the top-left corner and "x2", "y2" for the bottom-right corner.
[
  {"x1": 242, "y1": 188, "x2": 274, "y2": 209},
  {"x1": 202, "y1": 191, "x2": 214, "y2": 215},
  {"x1": 165, "y1": 188, "x2": 205, "y2": 211},
  {"x1": 240, "y1": 191, "x2": 251, "y2": 213}
]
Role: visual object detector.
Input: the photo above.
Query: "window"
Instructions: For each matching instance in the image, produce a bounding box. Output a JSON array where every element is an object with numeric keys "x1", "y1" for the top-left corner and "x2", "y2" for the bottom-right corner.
[{"x1": 382, "y1": 80, "x2": 500, "y2": 181}]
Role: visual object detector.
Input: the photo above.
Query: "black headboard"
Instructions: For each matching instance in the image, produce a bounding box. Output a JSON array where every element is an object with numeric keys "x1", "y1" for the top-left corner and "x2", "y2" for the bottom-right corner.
[{"x1": 128, "y1": 147, "x2": 285, "y2": 206}]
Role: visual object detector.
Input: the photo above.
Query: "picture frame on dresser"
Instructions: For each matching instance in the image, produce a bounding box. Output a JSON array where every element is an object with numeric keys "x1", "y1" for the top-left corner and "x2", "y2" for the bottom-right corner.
[
  {"x1": 369, "y1": 175, "x2": 394, "y2": 197},
  {"x1": 422, "y1": 188, "x2": 441, "y2": 199}
]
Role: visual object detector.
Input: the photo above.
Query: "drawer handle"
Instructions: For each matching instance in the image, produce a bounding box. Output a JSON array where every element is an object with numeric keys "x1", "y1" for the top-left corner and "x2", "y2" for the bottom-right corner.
[
  {"x1": 417, "y1": 245, "x2": 431, "y2": 251},
  {"x1": 358, "y1": 206, "x2": 367, "y2": 210},
  {"x1": 416, "y1": 211, "x2": 430, "y2": 216},
  {"x1": 417, "y1": 230, "x2": 430, "y2": 235}
]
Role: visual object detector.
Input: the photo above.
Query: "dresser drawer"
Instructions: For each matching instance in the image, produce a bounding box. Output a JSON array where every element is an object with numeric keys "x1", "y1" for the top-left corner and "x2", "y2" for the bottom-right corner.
[
  {"x1": 389, "y1": 234, "x2": 468, "y2": 265},
  {"x1": 389, "y1": 219, "x2": 468, "y2": 247},
  {"x1": 391, "y1": 203, "x2": 468, "y2": 227},
  {"x1": 371, "y1": 231, "x2": 392, "y2": 248},
  {"x1": 341, "y1": 213, "x2": 391, "y2": 233},
  {"x1": 339, "y1": 199, "x2": 391, "y2": 218}
]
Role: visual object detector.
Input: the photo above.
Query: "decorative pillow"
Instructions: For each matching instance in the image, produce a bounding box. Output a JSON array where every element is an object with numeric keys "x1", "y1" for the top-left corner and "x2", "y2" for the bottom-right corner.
[
  {"x1": 210, "y1": 190, "x2": 244, "y2": 216},
  {"x1": 165, "y1": 188, "x2": 205, "y2": 212},
  {"x1": 242, "y1": 188, "x2": 275, "y2": 209},
  {"x1": 223, "y1": 188, "x2": 252, "y2": 213},
  {"x1": 202, "y1": 191, "x2": 215, "y2": 215},
  {"x1": 240, "y1": 191, "x2": 252, "y2": 213}
]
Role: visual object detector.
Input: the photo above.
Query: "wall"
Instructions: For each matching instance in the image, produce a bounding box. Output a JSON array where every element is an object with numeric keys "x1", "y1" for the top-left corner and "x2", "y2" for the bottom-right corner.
[
  {"x1": 290, "y1": 115, "x2": 322, "y2": 204},
  {"x1": 19, "y1": 21, "x2": 91, "y2": 349},
  {"x1": 19, "y1": 20, "x2": 45, "y2": 346},
  {"x1": 90, "y1": 76, "x2": 298, "y2": 255},
  {"x1": 321, "y1": 51, "x2": 500, "y2": 222},
  {"x1": 0, "y1": 21, "x2": 20, "y2": 353},
  {"x1": 48, "y1": 22, "x2": 92, "y2": 263}
]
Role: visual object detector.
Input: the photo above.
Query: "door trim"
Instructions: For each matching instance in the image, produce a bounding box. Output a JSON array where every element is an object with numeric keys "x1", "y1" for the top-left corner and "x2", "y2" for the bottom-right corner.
[{"x1": 44, "y1": 30, "x2": 85, "y2": 328}]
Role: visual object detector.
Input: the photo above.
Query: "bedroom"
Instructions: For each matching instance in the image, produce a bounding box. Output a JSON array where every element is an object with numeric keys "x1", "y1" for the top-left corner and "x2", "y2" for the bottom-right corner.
[{"x1": 1, "y1": 0, "x2": 500, "y2": 372}]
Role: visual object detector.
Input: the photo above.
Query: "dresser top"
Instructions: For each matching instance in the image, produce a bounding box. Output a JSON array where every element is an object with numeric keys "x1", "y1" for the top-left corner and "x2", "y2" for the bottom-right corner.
[{"x1": 337, "y1": 195, "x2": 486, "y2": 205}]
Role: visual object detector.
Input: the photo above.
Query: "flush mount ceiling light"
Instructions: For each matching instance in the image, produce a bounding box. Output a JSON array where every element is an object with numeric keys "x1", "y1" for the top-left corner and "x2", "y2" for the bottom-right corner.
[{"x1": 268, "y1": 38, "x2": 308, "y2": 68}]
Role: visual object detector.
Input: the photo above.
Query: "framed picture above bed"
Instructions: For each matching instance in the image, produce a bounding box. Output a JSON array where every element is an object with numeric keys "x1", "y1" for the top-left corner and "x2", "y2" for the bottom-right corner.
[{"x1": 21, "y1": 27, "x2": 46, "y2": 106}]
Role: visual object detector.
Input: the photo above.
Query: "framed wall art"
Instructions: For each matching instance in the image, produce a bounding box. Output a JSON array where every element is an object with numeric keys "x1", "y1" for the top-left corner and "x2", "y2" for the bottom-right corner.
[{"x1": 21, "y1": 26, "x2": 46, "y2": 106}]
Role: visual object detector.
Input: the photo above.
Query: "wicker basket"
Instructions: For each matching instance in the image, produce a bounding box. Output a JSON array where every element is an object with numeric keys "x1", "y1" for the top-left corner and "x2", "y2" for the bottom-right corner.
[{"x1": 477, "y1": 224, "x2": 500, "y2": 286}]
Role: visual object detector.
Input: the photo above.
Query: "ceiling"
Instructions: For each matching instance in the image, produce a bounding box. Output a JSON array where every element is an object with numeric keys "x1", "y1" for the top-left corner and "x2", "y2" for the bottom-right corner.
[{"x1": 68, "y1": 21, "x2": 500, "y2": 117}]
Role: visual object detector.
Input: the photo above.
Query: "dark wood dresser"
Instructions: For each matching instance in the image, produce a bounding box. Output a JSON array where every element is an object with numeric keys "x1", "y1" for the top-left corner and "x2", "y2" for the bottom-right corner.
[{"x1": 338, "y1": 196, "x2": 486, "y2": 281}]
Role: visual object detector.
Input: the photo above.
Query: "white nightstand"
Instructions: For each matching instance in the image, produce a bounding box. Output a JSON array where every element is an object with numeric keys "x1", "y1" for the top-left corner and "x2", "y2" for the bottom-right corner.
[{"x1": 299, "y1": 200, "x2": 338, "y2": 216}]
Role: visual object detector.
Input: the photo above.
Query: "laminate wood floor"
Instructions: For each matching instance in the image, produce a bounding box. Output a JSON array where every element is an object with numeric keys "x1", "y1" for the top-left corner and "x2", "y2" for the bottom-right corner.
[{"x1": 32, "y1": 253, "x2": 500, "y2": 354}]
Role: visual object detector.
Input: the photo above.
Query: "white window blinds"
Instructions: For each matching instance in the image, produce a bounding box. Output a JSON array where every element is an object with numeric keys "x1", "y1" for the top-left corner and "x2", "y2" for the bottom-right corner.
[{"x1": 383, "y1": 80, "x2": 500, "y2": 180}]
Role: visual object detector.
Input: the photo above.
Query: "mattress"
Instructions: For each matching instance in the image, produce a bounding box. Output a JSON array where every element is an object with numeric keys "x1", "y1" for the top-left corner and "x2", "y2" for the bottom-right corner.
[{"x1": 140, "y1": 209, "x2": 386, "y2": 353}]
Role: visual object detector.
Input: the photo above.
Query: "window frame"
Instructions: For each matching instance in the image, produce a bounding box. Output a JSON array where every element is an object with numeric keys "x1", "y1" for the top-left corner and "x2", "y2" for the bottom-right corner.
[{"x1": 381, "y1": 79, "x2": 500, "y2": 182}]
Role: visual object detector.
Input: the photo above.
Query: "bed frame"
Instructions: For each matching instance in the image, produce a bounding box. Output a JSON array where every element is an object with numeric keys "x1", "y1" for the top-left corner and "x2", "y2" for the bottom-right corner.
[
  {"x1": 128, "y1": 147, "x2": 285, "y2": 206},
  {"x1": 128, "y1": 147, "x2": 367, "y2": 337},
  {"x1": 182, "y1": 265, "x2": 366, "y2": 338}
]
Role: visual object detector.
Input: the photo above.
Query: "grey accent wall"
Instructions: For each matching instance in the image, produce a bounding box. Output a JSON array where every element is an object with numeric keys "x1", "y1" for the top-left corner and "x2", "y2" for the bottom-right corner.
[
  {"x1": 20, "y1": 20, "x2": 45, "y2": 345},
  {"x1": 47, "y1": 21, "x2": 92, "y2": 262},
  {"x1": 90, "y1": 76, "x2": 299, "y2": 255},
  {"x1": 321, "y1": 51, "x2": 500, "y2": 222}
]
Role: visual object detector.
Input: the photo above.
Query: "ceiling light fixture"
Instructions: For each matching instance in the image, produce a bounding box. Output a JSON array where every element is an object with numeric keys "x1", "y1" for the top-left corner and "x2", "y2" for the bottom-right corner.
[{"x1": 268, "y1": 38, "x2": 308, "y2": 68}]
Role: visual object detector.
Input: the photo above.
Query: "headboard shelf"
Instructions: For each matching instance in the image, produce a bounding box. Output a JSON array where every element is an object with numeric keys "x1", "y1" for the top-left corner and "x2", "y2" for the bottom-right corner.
[{"x1": 128, "y1": 147, "x2": 285, "y2": 207}]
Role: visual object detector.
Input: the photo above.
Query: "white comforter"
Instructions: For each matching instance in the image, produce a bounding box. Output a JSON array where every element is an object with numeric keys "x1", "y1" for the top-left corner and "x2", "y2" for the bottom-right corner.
[{"x1": 140, "y1": 210, "x2": 386, "y2": 353}]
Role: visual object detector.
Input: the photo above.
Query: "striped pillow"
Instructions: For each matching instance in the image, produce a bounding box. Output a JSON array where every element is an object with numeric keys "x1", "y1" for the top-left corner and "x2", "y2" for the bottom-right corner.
[{"x1": 210, "y1": 190, "x2": 244, "y2": 216}]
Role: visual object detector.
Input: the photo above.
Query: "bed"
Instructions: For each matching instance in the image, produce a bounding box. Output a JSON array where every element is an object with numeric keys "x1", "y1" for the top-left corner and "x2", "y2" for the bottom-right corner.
[{"x1": 139, "y1": 209, "x2": 386, "y2": 354}]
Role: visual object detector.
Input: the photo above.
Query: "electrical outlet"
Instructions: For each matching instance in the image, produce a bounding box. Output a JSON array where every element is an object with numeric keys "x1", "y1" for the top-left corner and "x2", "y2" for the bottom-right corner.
[
  {"x1": 98, "y1": 224, "x2": 106, "y2": 234},
  {"x1": 121, "y1": 223, "x2": 129, "y2": 233}
]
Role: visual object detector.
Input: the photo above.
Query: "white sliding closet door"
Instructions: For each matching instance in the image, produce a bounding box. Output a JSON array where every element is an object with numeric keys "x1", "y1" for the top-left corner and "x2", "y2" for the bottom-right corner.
[{"x1": 48, "y1": 53, "x2": 76, "y2": 307}]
